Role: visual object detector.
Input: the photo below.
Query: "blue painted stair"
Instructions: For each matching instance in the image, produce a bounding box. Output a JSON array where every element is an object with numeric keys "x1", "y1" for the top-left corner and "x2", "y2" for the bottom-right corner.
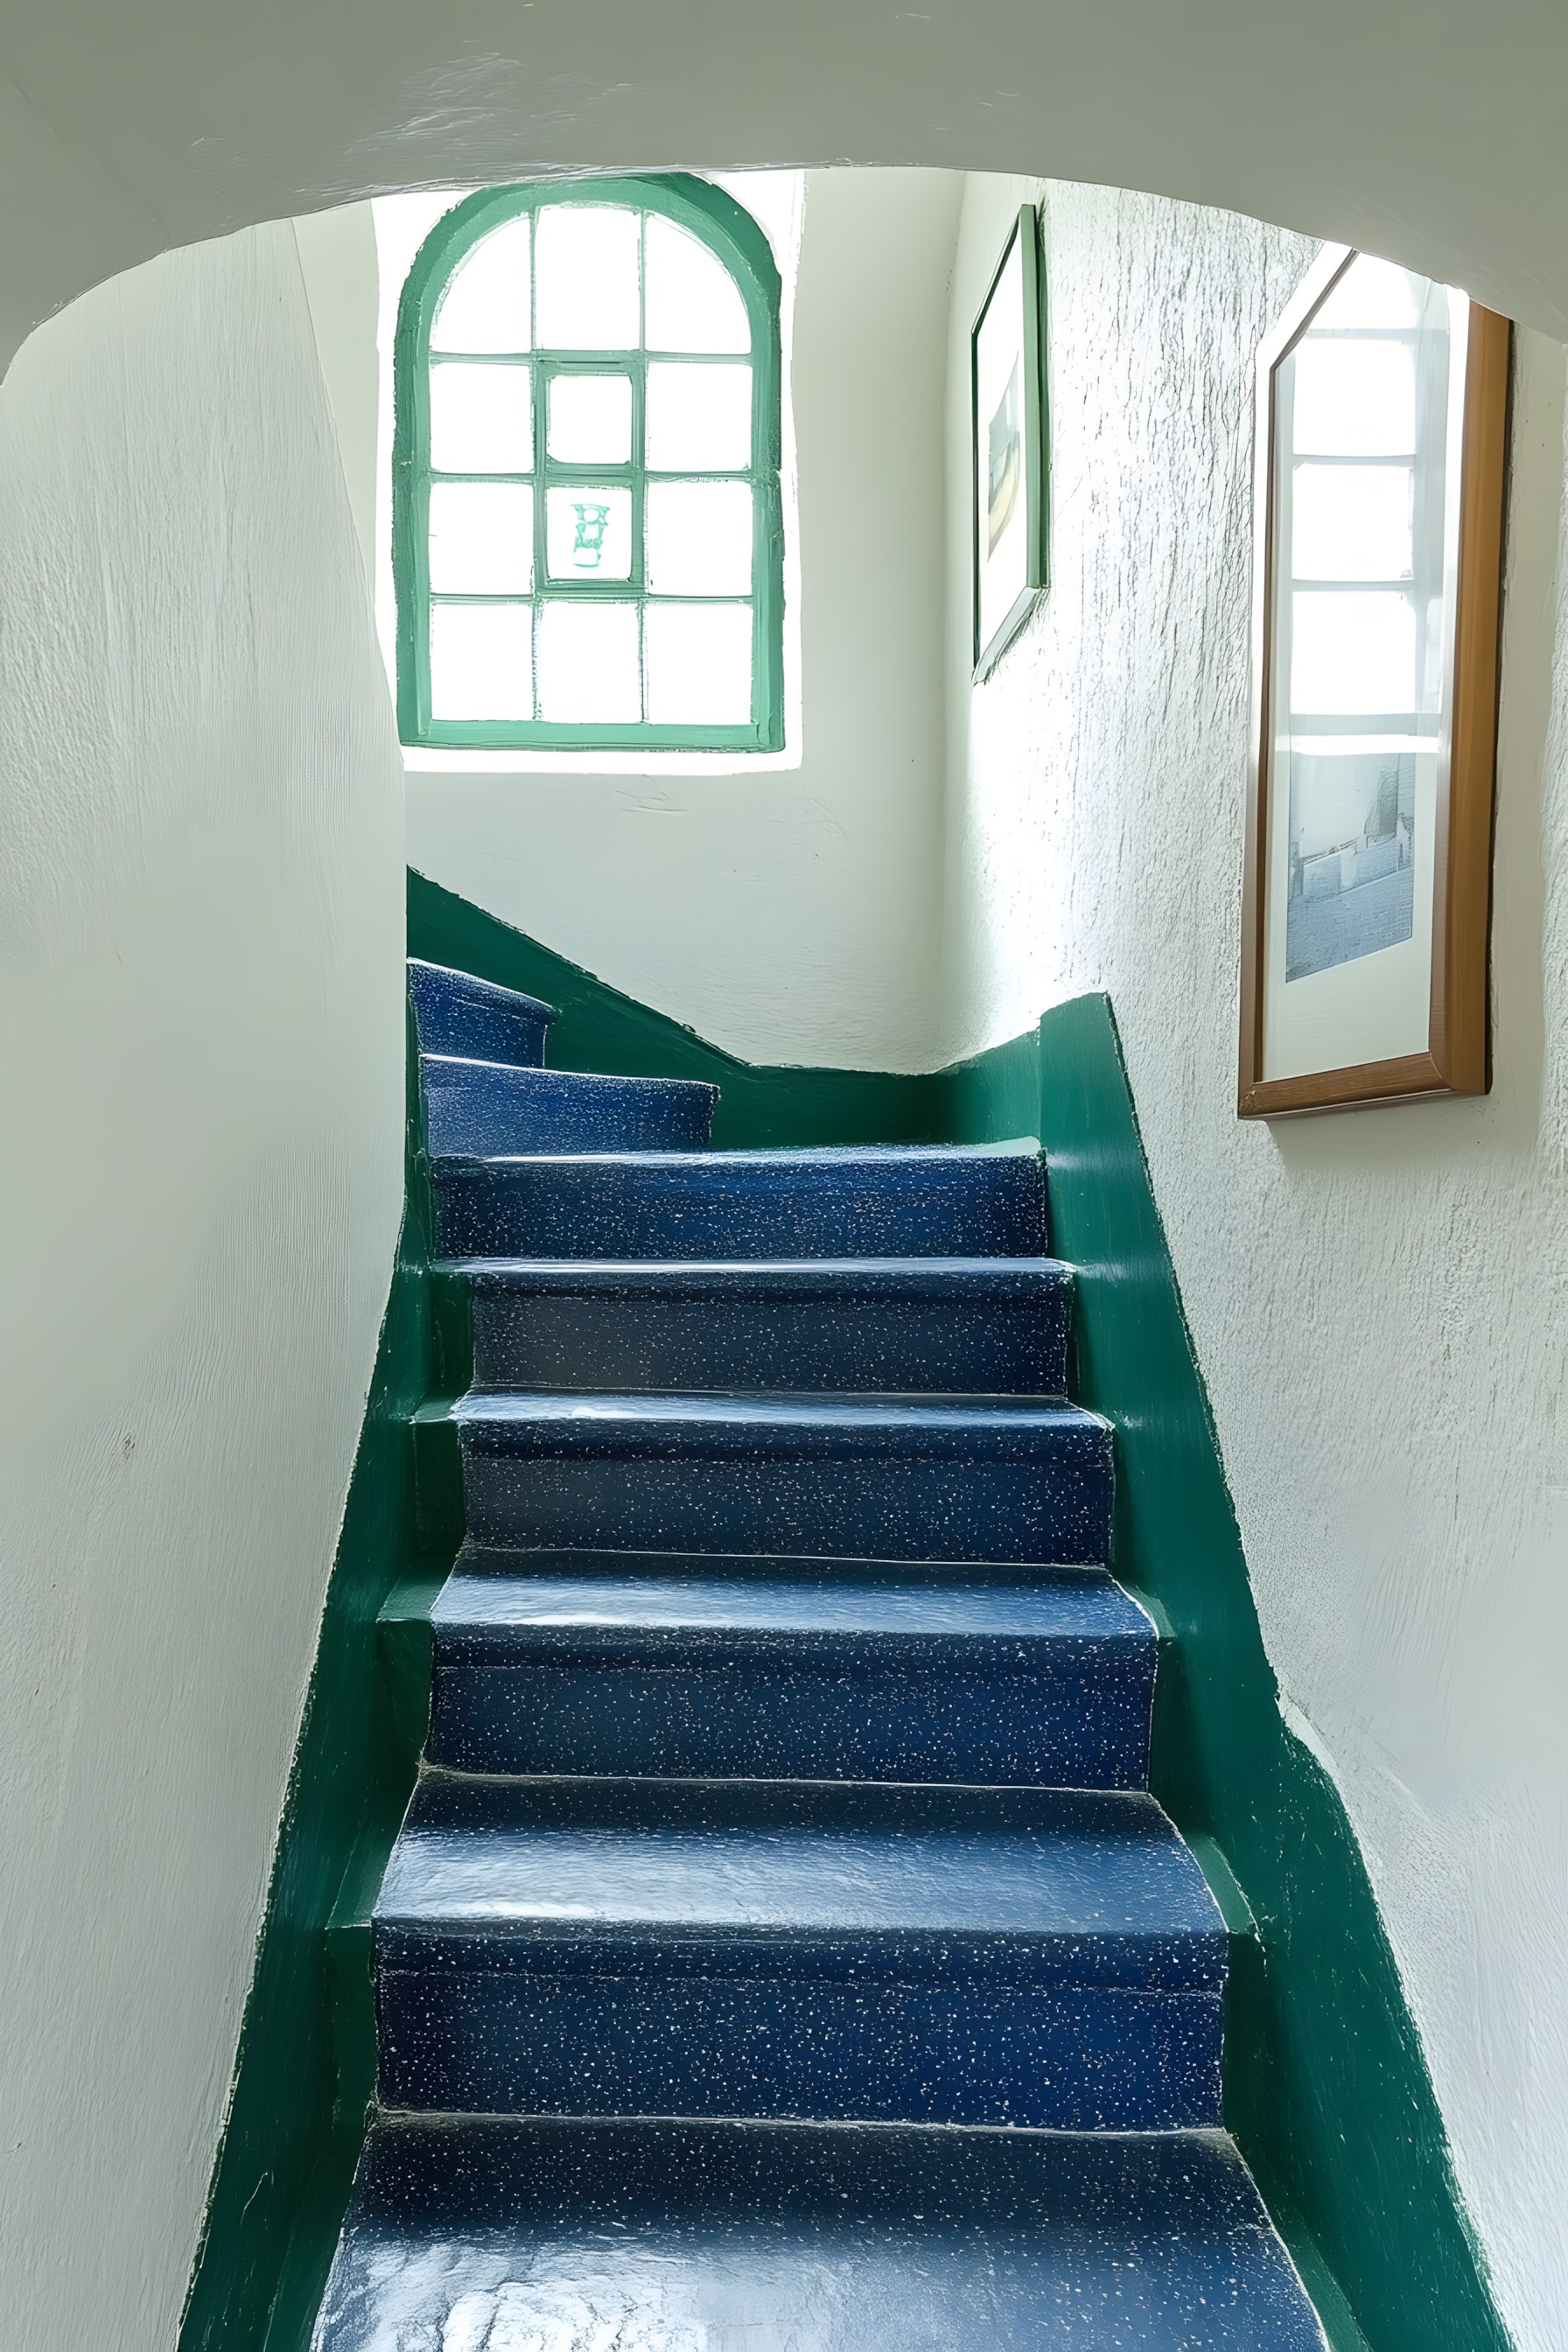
[
  {"x1": 440, "y1": 1255, "x2": 1074, "y2": 1393},
  {"x1": 430, "y1": 1140, "x2": 1050, "y2": 1257},
  {"x1": 408, "y1": 956, "x2": 556, "y2": 1064},
  {"x1": 437, "y1": 1389, "x2": 1112, "y2": 1559},
  {"x1": 311, "y1": 957, "x2": 1326, "y2": 2350},
  {"x1": 373, "y1": 1774, "x2": 1225, "y2": 2130},
  {"x1": 425, "y1": 1553, "x2": 1156, "y2": 1784}
]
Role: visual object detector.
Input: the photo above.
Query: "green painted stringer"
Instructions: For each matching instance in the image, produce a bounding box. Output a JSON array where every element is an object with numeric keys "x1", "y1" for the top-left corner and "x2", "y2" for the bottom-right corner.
[
  {"x1": 934, "y1": 991, "x2": 1511, "y2": 2352},
  {"x1": 393, "y1": 173, "x2": 786, "y2": 754},
  {"x1": 177, "y1": 878, "x2": 944, "y2": 2352},
  {"x1": 180, "y1": 883, "x2": 1509, "y2": 2352},
  {"x1": 177, "y1": 1008, "x2": 447, "y2": 2352},
  {"x1": 407, "y1": 869, "x2": 948, "y2": 1147}
]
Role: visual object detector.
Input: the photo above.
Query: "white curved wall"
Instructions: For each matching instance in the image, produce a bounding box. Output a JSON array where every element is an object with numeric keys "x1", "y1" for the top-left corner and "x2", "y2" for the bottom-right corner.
[
  {"x1": 0, "y1": 223, "x2": 404, "y2": 2349},
  {"x1": 4, "y1": 0, "x2": 1568, "y2": 381},
  {"x1": 941, "y1": 172, "x2": 1568, "y2": 2352}
]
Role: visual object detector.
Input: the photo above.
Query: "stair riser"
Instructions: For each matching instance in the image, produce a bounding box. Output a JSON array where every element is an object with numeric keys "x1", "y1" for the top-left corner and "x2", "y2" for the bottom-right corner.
[
  {"x1": 375, "y1": 1970, "x2": 1222, "y2": 2130},
  {"x1": 427, "y1": 1652, "x2": 1153, "y2": 1785},
  {"x1": 318, "y1": 2116, "x2": 1331, "y2": 2351},
  {"x1": 432, "y1": 1160, "x2": 1048, "y2": 1261},
  {"x1": 457, "y1": 1452, "x2": 1113, "y2": 1565},
  {"x1": 409, "y1": 963, "x2": 554, "y2": 1068},
  {"x1": 422, "y1": 1063, "x2": 717, "y2": 1158},
  {"x1": 462, "y1": 1285, "x2": 1070, "y2": 1396}
]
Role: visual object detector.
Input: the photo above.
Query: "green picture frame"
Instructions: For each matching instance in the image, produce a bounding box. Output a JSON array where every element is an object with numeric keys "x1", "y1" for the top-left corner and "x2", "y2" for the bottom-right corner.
[{"x1": 971, "y1": 204, "x2": 1049, "y2": 680}]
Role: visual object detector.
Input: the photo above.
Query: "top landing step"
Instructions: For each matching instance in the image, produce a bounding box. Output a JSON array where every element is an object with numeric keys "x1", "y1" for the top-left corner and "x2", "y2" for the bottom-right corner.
[{"x1": 409, "y1": 959, "x2": 556, "y2": 1068}]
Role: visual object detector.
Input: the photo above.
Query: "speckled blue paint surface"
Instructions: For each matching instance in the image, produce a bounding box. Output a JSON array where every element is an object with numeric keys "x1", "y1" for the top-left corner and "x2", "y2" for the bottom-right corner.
[
  {"x1": 315, "y1": 2117, "x2": 1327, "y2": 2350},
  {"x1": 306, "y1": 962, "x2": 1326, "y2": 2348},
  {"x1": 427, "y1": 1561, "x2": 1155, "y2": 1784},
  {"x1": 421, "y1": 1054, "x2": 718, "y2": 1157},
  {"x1": 408, "y1": 957, "x2": 555, "y2": 1065},
  {"x1": 442, "y1": 1390, "x2": 1113, "y2": 1562},
  {"x1": 450, "y1": 1254, "x2": 1073, "y2": 1395},
  {"x1": 431, "y1": 1142, "x2": 1050, "y2": 1259}
]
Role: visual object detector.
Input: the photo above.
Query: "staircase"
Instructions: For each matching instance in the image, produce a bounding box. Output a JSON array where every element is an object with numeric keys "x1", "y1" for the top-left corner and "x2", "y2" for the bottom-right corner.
[{"x1": 310, "y1": 958, "x2": 1326, "y2": 2348}]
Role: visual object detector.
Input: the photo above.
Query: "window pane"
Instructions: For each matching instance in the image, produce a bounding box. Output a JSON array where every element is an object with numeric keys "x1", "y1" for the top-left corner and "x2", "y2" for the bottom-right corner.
[
  {"x1": 645, "y1": 602, "x2": 752, "y2": 724},
  {"x1": 545, "y1": 485, "x2": 634, "y2": 580},
  {"x1": 1312, "y1": 255, "x2": 1421, "y2": 332},
  {"x1": 430, "y1": 363, "x2": 532, "y2": 473},
  {"x1": 645, "y1": 215, "x2": 750, "y2": 353},
  {"x1": 548, "y1": 373, "x2": 633, "y2": 464},
  {"x1": 430, "y1": 602, "x2": 533, "y2": 719},
  {"x1": 536, "y1": 600, "x2": 640, "y2": 722},
  {"x1": 1291, "y1": 340, "x2": 1415, "y2": 456},
  {"x1": 1291, "y1": 591, "x2": 1417, "y2": 714},
  {"x1": 646, "y1": 480, "x2": 753, "y2": 594},
  {"x1": 645, "y1": 363, "x2": 752, "y2": 472},
  {"x1": 1292, "y1": 463, "x2": 1412, "y2": 581},
  {"x1": 432, "y1": 216, "x2": 531, "y2": 354},
  {"x1": 429, "y1": 481, "x2": 534, "y2": 593},
  {"x1": 535, "y1": 206, "x2": 640, "y2": 350}
]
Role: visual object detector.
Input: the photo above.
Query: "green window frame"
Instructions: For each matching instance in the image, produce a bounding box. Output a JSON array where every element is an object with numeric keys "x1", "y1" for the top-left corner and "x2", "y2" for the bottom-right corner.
[{"x1": 393, "y1": 173, "x2": 785, "y2": 752}]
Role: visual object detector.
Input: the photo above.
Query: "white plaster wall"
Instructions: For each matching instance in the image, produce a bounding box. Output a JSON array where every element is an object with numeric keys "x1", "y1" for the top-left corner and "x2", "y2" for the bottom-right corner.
[
  {"x1": 294, "y1": 202, "x2": 382, "y2": 601},
  {"x1": 0, "y1": 224, "x2": 404, "y2": 2348},
  {"x1": 6, "y1": 0, "x2": 1568, "y2": 393},
  {"x1": 352, "y1": 170, "x2": 959, "y2": 1071},
  {"x1": 942, "y1": 172, "x2": 1568, "y2": 2352}
]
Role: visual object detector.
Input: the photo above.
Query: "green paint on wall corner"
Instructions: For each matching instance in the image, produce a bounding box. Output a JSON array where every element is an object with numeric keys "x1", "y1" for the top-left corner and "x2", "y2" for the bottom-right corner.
[
  {"x1": 939, "y1": 990, "x2": 1512, "y2": 2352},
  {"x1": 178, "y1": 1012, "x2": 444, "y2": 2352},
  {"x1": 407, "y1": 869, "x2": 948, "y2": 1147}
]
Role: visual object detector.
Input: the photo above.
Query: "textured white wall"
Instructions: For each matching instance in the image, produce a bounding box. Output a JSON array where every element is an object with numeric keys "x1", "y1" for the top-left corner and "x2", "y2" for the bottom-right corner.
[
  {"x1": 357, "y1": 169, "x2": 959, "y2": 1071},
  {"x1": 7, "y1": 0, "x2": 1568, "y2": 393},
  {"x1": 942, "y1": 172, "x2": 1568, "y2": 2352},
  {"x1": 0, "y1": 224, "x2": 404, "y2": 2348}
]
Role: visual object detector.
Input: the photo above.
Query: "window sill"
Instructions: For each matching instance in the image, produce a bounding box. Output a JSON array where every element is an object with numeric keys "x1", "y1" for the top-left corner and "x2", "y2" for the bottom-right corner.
[{"x1": 400, "y1": 742, "x2": 802, "y2": 778}]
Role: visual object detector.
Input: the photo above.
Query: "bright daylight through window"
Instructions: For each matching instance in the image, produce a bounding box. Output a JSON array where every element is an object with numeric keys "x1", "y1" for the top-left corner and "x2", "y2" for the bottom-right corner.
[{"x1": 394, "y1": 176, "x2": 785, "y2": 752}]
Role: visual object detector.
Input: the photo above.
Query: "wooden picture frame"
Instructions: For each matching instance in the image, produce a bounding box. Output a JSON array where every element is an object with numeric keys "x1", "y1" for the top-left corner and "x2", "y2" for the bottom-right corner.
[
  {"x1": 1238, "y1": 246, "x2": 1510, "y2": 1118},
  {"x1": 971, "y1": 206, "x2": 1048, "y2": 680}
]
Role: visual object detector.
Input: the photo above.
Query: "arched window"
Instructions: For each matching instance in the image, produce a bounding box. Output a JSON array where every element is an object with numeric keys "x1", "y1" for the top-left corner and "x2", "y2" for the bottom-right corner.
[{"x1": 393, "y1": 175, "x2": 784, "y2": 752}]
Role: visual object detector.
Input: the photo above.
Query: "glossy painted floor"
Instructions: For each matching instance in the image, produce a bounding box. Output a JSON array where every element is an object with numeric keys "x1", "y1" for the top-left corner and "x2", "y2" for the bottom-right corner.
[
  {"x1": 308, "y1": 961, "x2": 1326, "y2": 2349},
  {"x1": 318, "y1": 2118, "x2": 1325, "y2": 2350}
]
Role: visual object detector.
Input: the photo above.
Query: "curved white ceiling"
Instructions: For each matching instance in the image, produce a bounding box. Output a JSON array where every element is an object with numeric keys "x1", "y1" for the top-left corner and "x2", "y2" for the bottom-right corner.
[{"x1": 3, "y1": 0, "x2": 1563, "y2": 371}]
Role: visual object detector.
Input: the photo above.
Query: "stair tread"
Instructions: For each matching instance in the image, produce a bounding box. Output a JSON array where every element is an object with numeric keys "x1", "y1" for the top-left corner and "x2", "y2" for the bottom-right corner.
[
  {"x1": 438, "y1": 1250, "x2": 1072, "y2": 1288},
  {"x1": 314, "y1": 2116, "x2": 1327, "y2": 2352},
  {"x1": 408, "y1": 960, "x2": 556, "y2": 1068},
  {"x1": 374, "y1": 1774, "x2": 1223, "y2": 1974},
  {"x1": 431, "y1": 1140, "x2": 1048, "y2": 1261},
  {"x1": 435, "y1": 1142, "x2": 1039, "y2": 1172},
  {"x1": 440, "y1": 1390, "x2": 1108, "y2": 1438},
  {"x1": 422, "y1": 1054, "x2": 717, "y2": 1099},
  {"x1": 432, "y1": 1566, "x2": 1152, "y2": 1643},
  {"x1": 409, "y1": 959, "x2": 555, "y2": 1023},
  {"x1": 438, "y1": 1540, "x2": 1127, "y2": 1588},
  {"x1": 420, "y1": 1054, "x2": 718, "y2": 1157}
]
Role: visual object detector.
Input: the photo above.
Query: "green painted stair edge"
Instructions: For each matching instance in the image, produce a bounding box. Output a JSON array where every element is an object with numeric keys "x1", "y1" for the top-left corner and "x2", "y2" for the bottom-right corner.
[
  {"x1": 177, "y1": 1002, "x2": 444, "y2": 2352},
  {"x1": 177, "y1": 883, "x2": 948, "y2": 2352},
  {"x1": 934, "y1": 991, "x2": 1511, "y2": 2352},
  {"x1": 178, "y1": 872, "x2": 1508, "y2": 2352}
]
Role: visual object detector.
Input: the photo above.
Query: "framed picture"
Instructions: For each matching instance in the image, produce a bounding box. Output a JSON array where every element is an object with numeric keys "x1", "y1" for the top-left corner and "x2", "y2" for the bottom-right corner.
[
  {"x1": 972, "y1": 206, "x2": 1048, "y2": 679},
  {"x1": 1239, "y1": 245, "x2": 1510, "y2": 1117}
]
